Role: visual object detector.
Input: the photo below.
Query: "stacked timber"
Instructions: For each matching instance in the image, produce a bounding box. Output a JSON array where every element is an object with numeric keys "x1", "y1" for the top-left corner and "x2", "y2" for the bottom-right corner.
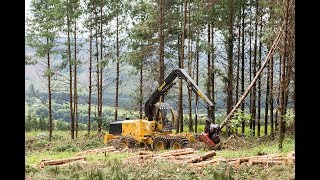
[
  {"x1": 123, "y1": 148, "x2": 216, "y2": 165},
  {"x1": 123, "y1": 149, "x2": 295, "y2": 168},
  {"x1": 193, "y1": 151, "x2": 295, "y2": 167}
]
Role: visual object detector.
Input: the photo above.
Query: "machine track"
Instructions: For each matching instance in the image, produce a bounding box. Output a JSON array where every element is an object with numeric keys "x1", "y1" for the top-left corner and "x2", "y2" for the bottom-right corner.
[{"x1": 153, "y1": 135, "x2": 189, "y2": 150}]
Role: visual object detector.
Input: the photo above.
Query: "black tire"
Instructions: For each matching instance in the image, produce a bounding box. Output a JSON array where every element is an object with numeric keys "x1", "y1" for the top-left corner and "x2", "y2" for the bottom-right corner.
[
  {"x1": 153, "y1": 136, "x2": 169, "y2": 151},
  {"x1": 169, "y1": 136, "x2": 189, "y2": 150},
  {"x1": 106, "y1": 139, "x2": 119, "y2": 148},
  {"x1": 119, "y1": 136, "x2": 137, "y2": 148}
]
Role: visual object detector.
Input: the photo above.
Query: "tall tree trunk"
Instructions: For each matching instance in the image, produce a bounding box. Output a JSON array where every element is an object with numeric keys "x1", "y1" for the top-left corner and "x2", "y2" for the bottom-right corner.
[
  {"x1": 95, "y1": 9, "x2": 100, "y2": 133},
  {"x1": 195, "y1": 29, "x2": 199, "y2": 133},
  {"x1": 270, "y1": 55, "x2": 274, "y2": 138},
  {"x1": 98, "y1": 4, "x2": 103, "y2": 133},
  {"x1": 179, "y1": 0, "x2": 187, "y2": 133},
  {"x1": 279, "y1": 0, "x2": 289, "y2": 150},
  {"x1": 264, "y1": 60, "x2": 270, "y2": 137},
  {"x1": 235, "y1": 18, "x2": 240, "y2": 134},
  {"x1": 226, "y1": 3, "x2": 234, "y2": 137},
  {"x1": 252, "y1": 1, "x2": 258, "y2": 136},
  {"x1": 159, "y1": 0, "x2": 165, "y2": 96},
  {"x1": 207, "y1": 24, "x2": 212, "y2": 121},
  {"x1": 139, "y1": 62, "x2": 143, "y2": 119},
  {"x1": 187, "y1": 0, "x2": 193, "y2": 132},
  {"x1": 176, "y1": 34, "x2": 181, "y2": 132},
  {"x1": 115, "y1": 11, "x2": 120, "y2": 122},
  {"x1": 249, "y1": 12, "x2": 252, "y2": 132},
  {"x1": 67, "y1": 8, "x2": 74, "y2": 140},
  {"x1": 241, "y1": 6, "x2": 245, "y2": 135},
  {"x1": 257, "y1": 12, "x2": 262, "y2": 137},
  {"x1": 46, "y1": 37, "x2": 53, "y2": 142},
  {"x1": 87, "y1": 15, "x2": 93, "y2": 134},
  {"x1": 211, "y1": 25, "x2": 215, "y2": 124},
  {"x1": 74, "y1": 20, "x2": 78, "y2": 138},
  {"x1": 269, "y1": 0, "x2": 275, "y2": 140}
]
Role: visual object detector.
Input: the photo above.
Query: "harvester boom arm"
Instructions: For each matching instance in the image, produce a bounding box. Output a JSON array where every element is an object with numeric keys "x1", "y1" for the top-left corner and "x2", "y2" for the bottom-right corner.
[{"x1": 145, "y1": 68, "x2": 214, "y2": 121}]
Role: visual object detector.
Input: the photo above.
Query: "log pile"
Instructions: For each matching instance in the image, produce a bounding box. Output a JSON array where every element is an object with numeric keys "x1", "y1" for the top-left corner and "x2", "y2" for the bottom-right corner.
[
  {"x1": 123, "y1": 148, "x2": 216, "y2": 165},
  {"x1": 194, "y1": 151, "x2": 295, "y2": 168},
  {"x1": 37, "y1": 156, "x2": 86, "y2": 168},
  {"x1": 123, "y1": 148, "x2": 295, "y2": 168},
  {"x1": 75, "y1": 146, "x2": 118, "y2": 156}
]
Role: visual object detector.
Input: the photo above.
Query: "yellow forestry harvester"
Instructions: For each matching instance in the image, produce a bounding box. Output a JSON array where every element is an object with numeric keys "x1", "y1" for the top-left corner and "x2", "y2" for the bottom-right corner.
[{"x1": 103, "y1": 69, "x2": 221, "y2": 150}]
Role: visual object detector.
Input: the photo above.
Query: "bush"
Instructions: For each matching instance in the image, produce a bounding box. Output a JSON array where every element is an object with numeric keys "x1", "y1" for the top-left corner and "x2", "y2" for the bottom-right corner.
[
  {"x1": 25, "y1": 164, "x2": 39, "y2": 174},
  {"x1": 52, "y1": 141, "x2": 80, "y2": 152},
  {"x1": 80, "y1": 139, "x2": 104, "y2": 150},
  {"x1": 33, "y1": 139, "x2": 50, "y2": 150}
]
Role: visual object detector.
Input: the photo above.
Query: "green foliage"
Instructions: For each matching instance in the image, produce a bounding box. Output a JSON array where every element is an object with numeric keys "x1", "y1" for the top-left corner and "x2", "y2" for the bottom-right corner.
[
  {"x1": 52, "y1": 141, "x2": 80, "y2": 152},
  {"x1": 33, "y1": 139, "x2": 50, "y2": 151},
  {"x1": 229, "y1": 109, "x2": 251, "y2": 134},
  {"x1": 55, "y1": 120, "x2": 69, "y2": 131},
  {"x1": 203, "y1": 163, "x2": 235, "y2": 180},
  {"x1": 284, "y1": 109, "x2": 295, "y2": 127},
  {"x1": 38, "y1": 116, "x2": 48, "y2": 131},
  {"x1": 25, "y1": 164, "x2": 39, "y2": 174}
]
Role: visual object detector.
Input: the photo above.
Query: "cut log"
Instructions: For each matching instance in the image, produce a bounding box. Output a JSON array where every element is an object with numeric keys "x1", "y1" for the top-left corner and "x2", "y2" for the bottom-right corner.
[
  {"x1": 186, "y1": 150, "x2": 216, "y2": 163},
  {"x1": 228, "y1": 159, "x2": 241, "y2": 167},
  {"x1": 172, "y1": 150, "x2": 195, "y2": 156},
  {"x1": 248, "y1": 159, "x2": 285, "y2": 165},
  {"x1": 38, "y1": 156, "x2": 86, "y2": 168},
  {"x1": 235, "y1": 154, "x2": 283, "y2": 163},
  {"x1": 174, "y1": 154, "x2": 199, "y2": 160},
  {"x1": 159, "y1": 148, "x2": 195, "y2": 157},
  {"x1": 138, "y1": 151, "x2": 153, "y2": 155},
  {"x1": 139, "y1": 154, "x2": 154, "y2": 159}
]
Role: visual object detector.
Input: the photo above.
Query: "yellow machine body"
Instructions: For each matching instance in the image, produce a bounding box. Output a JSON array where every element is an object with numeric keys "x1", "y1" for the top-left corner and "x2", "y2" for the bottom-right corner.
[{"x1": 103, "y1": 118, "x2": 196, "y2": 148}]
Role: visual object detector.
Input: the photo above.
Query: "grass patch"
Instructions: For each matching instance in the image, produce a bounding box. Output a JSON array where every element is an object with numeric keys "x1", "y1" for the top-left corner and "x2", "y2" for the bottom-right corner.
[
  {"x1": 216, "y1": 137, "x2": 294, "y2": 158},
  {"x1": 25, "y1": 130, "x2": 295, "y2": 180},
  {"x1": 26, "y1": 151, "x2": 75, "y2": 165}
]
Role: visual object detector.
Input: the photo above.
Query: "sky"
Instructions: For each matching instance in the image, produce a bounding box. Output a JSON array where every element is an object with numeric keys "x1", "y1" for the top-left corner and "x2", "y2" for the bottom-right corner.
[{"x1": 25, "y1": 0, "x2": 31, "y2": 18}]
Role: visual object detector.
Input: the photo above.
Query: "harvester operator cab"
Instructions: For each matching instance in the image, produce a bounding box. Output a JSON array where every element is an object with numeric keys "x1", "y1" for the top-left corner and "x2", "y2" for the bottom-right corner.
[
  {"x1": 204, "y1": 118, "x2": 221, "y2": 144},
  {"x1": 154, "y1": 102, "x2": 174, "y2": 132}
]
